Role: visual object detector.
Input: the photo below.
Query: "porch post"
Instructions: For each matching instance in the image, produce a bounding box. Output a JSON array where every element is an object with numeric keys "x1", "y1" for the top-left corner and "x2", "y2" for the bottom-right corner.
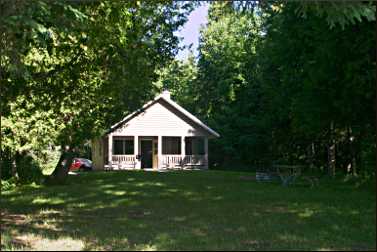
[
  {"x1": 181, "y1": 136, "x2": 185, "y2": 169},
  {"x1": 108, "y1": 133, "x2": 113, "y2": 168},
  {"x1": 158, "y1": 135, "x2": 162, "y2": 169},
  {"x1": 204, "y1": 137, "x2": 208, "y2": 169},
  {"x1": 134, "y1": 135, "x2": 140, "y2": 169}
]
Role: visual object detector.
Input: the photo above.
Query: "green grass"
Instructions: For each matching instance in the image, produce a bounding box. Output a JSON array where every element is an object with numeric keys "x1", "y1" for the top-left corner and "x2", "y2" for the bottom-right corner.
[{"x1": 1, "y1": 170, "x2": 376, "y2": 251}]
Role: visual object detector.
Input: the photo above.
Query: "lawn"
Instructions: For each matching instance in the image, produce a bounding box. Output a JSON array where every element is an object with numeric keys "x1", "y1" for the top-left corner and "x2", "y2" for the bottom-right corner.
[{"x1": 1, "y1": 170, "x2": 376, "y2": 251}]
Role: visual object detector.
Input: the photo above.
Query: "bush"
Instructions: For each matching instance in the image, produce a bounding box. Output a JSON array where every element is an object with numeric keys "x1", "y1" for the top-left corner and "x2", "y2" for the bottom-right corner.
[
  {"x1": 1, "y1": 148, "x2": 13, "y2": 180},
  {"x1": 1, "y1": 177, "x2": 17, "y2": 191},
  {"x1": 1, "y1": 154, "x2": 45, "y2": 191},
  {"x1": 16, "y1": 155, "x2": 43, "y2": 184}
]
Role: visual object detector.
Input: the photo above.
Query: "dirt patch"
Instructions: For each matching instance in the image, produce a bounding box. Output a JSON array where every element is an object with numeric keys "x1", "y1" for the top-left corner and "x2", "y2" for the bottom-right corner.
[
  {"x1": 2, "y1": 212, "x2": 28, "y2": 226},
  {"x1": 31, "y1": 236, "x2": 85, "y2": 251}
]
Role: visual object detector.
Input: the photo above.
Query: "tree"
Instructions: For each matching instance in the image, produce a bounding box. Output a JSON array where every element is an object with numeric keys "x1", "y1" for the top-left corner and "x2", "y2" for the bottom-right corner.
[
  {"x1": 154, "y1": 52, "x2": 198, "y2": 110},
  {"x1": 191, "y1": 2, "x2": 265, "y2": 168},
  {"x1": 164, "y1": 1, "x2": 375, "y2": 175},
  {"x1": 259, "y1": 2, "x2": 375, "y2": 174},
  {"x1": 1, "y1": 0, "x2": 194, "y2": 184}
]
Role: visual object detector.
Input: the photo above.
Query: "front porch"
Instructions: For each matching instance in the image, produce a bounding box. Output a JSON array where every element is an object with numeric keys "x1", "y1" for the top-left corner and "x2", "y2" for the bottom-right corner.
[{"x1": 105, "y1": 135, "x2": 208, "y2": 170}]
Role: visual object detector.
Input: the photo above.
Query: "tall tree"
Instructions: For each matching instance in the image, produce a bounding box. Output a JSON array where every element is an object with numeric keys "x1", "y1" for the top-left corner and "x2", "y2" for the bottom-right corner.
[
  {"x1": 1, "y1": 0, "x2": 194, "y2": 184},
  {"x1": 165, "y1": 1, "x2": 376, "y2": 173},
  {"x1": 192, "y1": 2, "x2": 265, "y2": 167}
]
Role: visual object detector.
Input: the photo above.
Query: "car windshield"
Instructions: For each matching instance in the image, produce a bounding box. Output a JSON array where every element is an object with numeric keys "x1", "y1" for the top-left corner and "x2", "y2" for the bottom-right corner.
[{"x1": 78, "y1": 158, "x2": 91, "y2": 163}]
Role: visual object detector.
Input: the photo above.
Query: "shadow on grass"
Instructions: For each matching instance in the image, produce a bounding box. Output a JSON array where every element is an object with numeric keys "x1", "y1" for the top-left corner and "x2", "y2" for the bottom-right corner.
[{"x1": 1, "y1": 170, "x2": 376, "y2": 250}]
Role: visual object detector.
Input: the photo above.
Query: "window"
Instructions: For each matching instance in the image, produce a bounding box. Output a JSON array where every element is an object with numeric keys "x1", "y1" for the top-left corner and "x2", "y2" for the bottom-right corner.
[
  {"x1": 185, "y1": 137, "x2": 205, "y2": 155},
  {"x1": 113, "y1": 137, "x2": 134, "y2": 155},
  {"x1": 162, "y1": 137, "x2": 181, "y2": 154},
  {"x1": 124, "y1": 140, "x2": 134, "y2": 154},
  {"x1": 114, "y1": 140, "x2": 124, "y2": 155}
]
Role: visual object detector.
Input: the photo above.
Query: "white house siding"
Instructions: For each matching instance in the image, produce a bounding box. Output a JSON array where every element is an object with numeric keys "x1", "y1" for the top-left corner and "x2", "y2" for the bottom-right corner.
[{"x1": 112, "y1": 100, "x2": 210, "y2": 137}]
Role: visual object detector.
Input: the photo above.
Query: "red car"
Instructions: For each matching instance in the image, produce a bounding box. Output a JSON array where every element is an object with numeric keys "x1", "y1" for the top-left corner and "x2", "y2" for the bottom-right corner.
[{"x1": 69, "y1": 158, "x2": 93, "y2": 172}]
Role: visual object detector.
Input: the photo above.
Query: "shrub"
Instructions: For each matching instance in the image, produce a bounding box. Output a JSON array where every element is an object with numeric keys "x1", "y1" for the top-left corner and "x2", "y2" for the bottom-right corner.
[
  {"x1": 1, "y1": 177, "x2": 17, "y2": 191},
  {"x1": 0, "y1": 148, "x2": 13, "y2": 180},
  {"x1": 16, "y1": 155, "x2": 43, "y2": 184}
]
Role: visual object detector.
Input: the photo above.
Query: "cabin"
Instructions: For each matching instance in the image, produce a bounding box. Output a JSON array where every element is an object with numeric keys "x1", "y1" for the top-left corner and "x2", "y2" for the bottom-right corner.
[{"x1": 91, "y1": 91, "x2": 220, "y2": 170}]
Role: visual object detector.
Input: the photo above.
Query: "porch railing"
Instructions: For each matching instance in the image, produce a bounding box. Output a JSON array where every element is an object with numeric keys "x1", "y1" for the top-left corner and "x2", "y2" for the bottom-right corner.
[
  {"x1": 162, "y1": 155, "x2": 207, "y2": 168},
  {"x1": 111, "y1": 155, "x2": 136, "y2": 169},
  {"x1": 162, "y1": 155, "x2": 182, "y2": 168},
  {"x1": 109, "y1": 154, "x2": 207, "y2": 169},
  {"x1": 183, "y1": 155, "x2": 207, "y2": 165}
]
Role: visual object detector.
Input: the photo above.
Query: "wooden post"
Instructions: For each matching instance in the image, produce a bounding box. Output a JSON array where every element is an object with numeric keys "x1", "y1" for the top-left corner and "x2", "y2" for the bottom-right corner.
[
  {"x1": 181, "y1": 136, "x2": 185, "y2": 169},
  {"x1": 158, "y1": 135, "x2": 162, "y2": 169},
  {"x1": 108, "y1": 133, "x2": 113, "y2": 169},
  {"x1": 134, "y1": 135, "x2": 140, "y2": 169},
  {"x1": 204, "y1": 137, "x2": 208, "y2": 169}
]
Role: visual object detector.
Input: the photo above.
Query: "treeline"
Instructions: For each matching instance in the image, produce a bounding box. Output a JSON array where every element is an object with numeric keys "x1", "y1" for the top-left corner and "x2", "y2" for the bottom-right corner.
[
  {"x1": 1, "y1": 1, "x2": 375, "y2": 186},
  {"x1": 161, "y1": 2, "x2": 376, "y2": 175}
]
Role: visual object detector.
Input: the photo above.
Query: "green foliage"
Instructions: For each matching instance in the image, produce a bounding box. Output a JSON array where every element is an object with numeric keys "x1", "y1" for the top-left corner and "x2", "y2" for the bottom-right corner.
[
  {"x1": 295, "y1": 1, "x2": 375, "y2": 29},
  {"x1": 16, "y1": 155, "x2": 44, "y2": 184},
  {"x1": 1, "y1": 148, "x2": 13, "y2": 180},
  {"x1": 154, "y1": 53, "x2": 198, "y2": 109},
  {"x1": 1, "y1": 0, "x2": 194, "y2": 182},
  {"x1": 1, "y1": 153, "x2": 43, "y2": 191},
  {"x1": 158, "y1": 2, "x2": 375, "y2": 174},
  {"x1": 192, "y1": 3, "x2": 265, "y2": 167},
  {"x1": 1, "y1": 1, "x2": 375, "y2": 181},
  {"x1": 258, "y1": 2, "x2": 375, "y2": 169},
  {"x1": 1, "y1": 177, "x2": 17, "y2": 191}
]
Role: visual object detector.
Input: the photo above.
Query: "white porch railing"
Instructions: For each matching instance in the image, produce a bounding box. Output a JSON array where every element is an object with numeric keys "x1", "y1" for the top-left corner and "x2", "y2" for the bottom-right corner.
[
  {"x1": 162, "y1": 155, "x2": 207, "y2": 168},
  {"x1": 109, "y1": 154, "x2": 207, "y2": 170},
  {"x1": 183, "y1": 155, "x2": 207, "y2": 165},
  {"x1": 111, "y1": 155, "x2": 136, "y2": 169},
  {"x1": 162, "y1": 155, "x2": 182, "y2": 168}
]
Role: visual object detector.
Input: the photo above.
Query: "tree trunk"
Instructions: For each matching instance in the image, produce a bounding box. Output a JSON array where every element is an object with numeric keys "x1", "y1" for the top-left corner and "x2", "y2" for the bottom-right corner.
[
  {"x1": 328, "y1": 121, "x2": 336, "y2": 177},
  {"x1": 46, "y1": 146, "x2": 74, "y2": 185},
  {"x1": 11, "y1": 159, "x2": 17, "y2": 177},
  {"x1": 11, "y1": 152, "x2": 21, "y2": 178},
  {"x1": 375, "y1": 4, "x2": 377, "y2": 181},
  {"x1": 310, "y1": 142, "x2": 315, "y2": 173}
]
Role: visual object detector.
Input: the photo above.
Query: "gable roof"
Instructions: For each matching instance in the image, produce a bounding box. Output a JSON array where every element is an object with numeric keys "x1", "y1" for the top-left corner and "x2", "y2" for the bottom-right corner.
[{"x1": 107, "y1": 93, "x2": 220, "y2": 138}]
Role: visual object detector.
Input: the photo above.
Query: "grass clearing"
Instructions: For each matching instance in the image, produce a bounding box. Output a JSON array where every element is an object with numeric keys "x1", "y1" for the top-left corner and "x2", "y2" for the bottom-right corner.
[{"x1": 1, "y1": 170, "x2": 376, "y2": 250}]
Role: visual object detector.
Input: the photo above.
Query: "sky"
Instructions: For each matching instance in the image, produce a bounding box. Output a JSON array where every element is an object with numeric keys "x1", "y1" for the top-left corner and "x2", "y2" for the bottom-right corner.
[{"x1": 175, "y1": 3, "x2": 209, "y2": 61}]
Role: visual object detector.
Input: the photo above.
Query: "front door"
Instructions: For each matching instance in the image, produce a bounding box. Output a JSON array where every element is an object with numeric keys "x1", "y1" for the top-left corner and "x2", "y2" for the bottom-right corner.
[{"x1": 141, "y1": 140, "x2": 153, "y2": 168}]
